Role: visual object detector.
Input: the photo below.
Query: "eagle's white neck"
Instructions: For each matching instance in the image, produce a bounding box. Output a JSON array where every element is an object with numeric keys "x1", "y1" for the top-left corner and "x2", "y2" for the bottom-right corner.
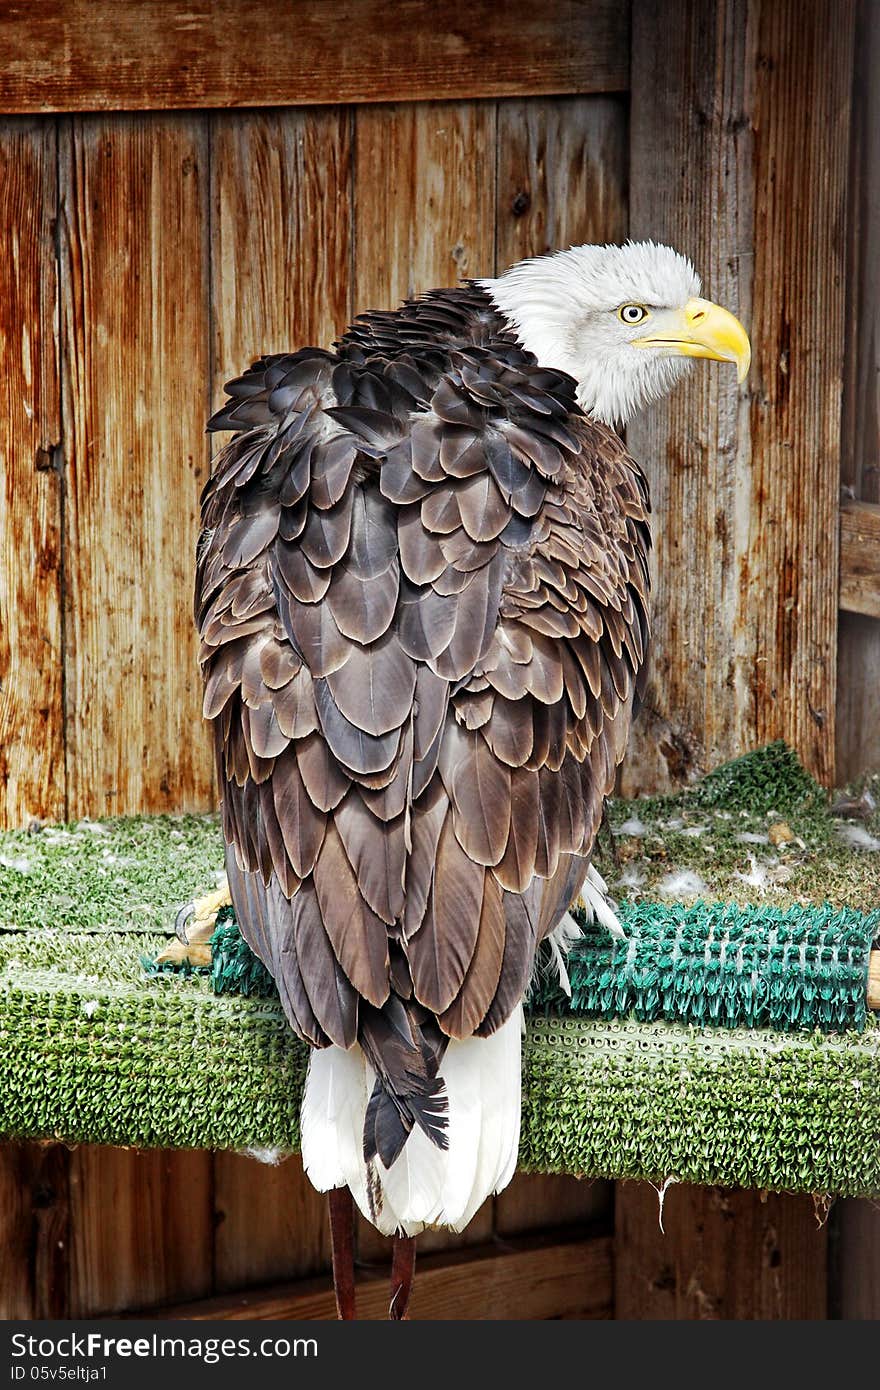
[
  {"x1": 478, "y1": 244, "x2": 697, "y2": 428},
  {"x1": 479, "y1": 257, "x2": 589, "y2": 389}
]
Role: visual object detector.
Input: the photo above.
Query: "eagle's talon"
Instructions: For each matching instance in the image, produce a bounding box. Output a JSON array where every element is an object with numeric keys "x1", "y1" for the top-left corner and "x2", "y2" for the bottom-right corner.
[
  {"x1": 175, "y1": 878, "x2": 232, "y2": 944},
  {"x1": 174, "y1": 901, "x2": 195, "y2": 943}
]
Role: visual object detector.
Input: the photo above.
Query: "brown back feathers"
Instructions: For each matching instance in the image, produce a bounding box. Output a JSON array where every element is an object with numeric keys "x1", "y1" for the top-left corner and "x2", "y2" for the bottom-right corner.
[{"x1": 198, "y1": 286, "x2": 650, "y2": 1163}]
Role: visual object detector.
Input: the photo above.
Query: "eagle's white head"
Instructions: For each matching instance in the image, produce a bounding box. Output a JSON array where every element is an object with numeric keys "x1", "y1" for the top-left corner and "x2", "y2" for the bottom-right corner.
[{"x1": 479, "y1": 241, "x2": 750, "y2": 427}]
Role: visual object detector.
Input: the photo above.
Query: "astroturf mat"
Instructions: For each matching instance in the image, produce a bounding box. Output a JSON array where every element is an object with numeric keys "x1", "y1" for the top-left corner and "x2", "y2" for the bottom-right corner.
[
  {"x1": 0, "y1": 744, "x2": 878, "y2": 1196},
  {"x1": 197, "y1": 900, "x2": 879, "y2": 1034}
]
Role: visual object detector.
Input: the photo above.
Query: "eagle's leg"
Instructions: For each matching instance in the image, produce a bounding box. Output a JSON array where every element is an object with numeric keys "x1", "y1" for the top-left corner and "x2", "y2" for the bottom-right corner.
[
  {"x1": 389, "y1": 1235, "x2": 417, "y2": 1320},
  {"x1": 328, "y1": 1188, "x2": 357, "y2": 1320}
]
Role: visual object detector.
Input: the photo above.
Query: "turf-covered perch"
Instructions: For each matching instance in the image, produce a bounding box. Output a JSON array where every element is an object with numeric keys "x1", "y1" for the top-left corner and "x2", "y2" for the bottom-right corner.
[
  {"x1": 538, "y1": 903, "x2": 879, "y2": 1032},
  {"x1": 201, "y1": 900, "x2": 879, "y2": 1035},
  {"x1": 0, "y1": 922, "x2": 878, "y2": 1195},
  {"x1": 0, "y1": 743, "x2": 878, "y2": 1196}
]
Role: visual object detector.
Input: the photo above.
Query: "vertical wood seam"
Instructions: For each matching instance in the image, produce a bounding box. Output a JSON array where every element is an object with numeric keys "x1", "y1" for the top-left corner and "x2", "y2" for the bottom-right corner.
[
  {"x1": 57, "y1": 115, "x2": 76, "y2": 826},
  {"x1": 53, "y1": 115, "x2": 71, "y2": 823},
  {"x1": 492, "y1": 99, "x2": 500, "y2": 276},
  {"x1": 0, "y1": 115, "x2": 66, "y2": 826},
  {"x1": 348, "y1": 106, "x2": 357, "y2": 326}
]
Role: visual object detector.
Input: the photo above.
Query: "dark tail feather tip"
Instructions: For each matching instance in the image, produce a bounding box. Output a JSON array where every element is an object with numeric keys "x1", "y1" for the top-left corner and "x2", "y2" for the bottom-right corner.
[{"x1": 363, "y1": 1077, "x2": 449, "y2": 1168}]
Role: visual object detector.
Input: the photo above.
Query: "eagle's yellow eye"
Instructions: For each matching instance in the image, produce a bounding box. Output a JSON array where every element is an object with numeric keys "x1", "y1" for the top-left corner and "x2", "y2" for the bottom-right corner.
[{"x1": 618, "y1": 304, "x2": 649, "y2": 325}]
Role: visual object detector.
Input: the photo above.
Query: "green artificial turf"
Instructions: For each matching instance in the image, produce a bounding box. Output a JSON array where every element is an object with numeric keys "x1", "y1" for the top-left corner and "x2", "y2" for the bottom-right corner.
[
  {"x1": 2, "y1": 924, "x2": 880, "y2": 1195},
  {"x1": 0, "y1": 742, "x2": 878, "y2": 1196},
  {"x1": 0, "y1": 814, "x2": 224, "y2": 933},
  {"x1": 594, "y1": 742, "x2": 880, "y2": 909}
]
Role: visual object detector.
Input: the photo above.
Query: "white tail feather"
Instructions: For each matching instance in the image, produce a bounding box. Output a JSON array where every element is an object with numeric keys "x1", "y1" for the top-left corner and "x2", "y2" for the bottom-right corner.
[
  {"x1": 300, "y1": 1005, "x2": 523, "y2": 1236},
  {"x1": 300, "y1": 1043, "x2": 375, "y2": 1218}
]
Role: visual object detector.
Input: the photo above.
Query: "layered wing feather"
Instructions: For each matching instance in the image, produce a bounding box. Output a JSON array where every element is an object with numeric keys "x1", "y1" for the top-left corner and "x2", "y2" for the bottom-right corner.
[{"x1": 197, "y1": 287, "x2": 650, "y2": 1158}]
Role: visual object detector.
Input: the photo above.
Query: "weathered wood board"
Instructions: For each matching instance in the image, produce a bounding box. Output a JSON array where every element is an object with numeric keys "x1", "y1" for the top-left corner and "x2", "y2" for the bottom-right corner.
[
  {"x1": 615, "y1": 1182, "x2": 828, "y2": 1320},
  {"x1": 68, "y1": 1147, "x2": 214, "y2": 1317},
  {"x1": 495, "y1": 95, "x2": 628, "y2": 267},
  {"x1": 0, "y1": 1, "x2": 630, "y2": 113},
  {"x1": 213, "y1": 1154, "x2": 331, "y2": 1294},
  {"x1": 353, "y1": 101, "x2": 497, "y2": 312},
  {"x1": 0, "y1": 1143, "x2": 70, "y2": 1319},
  {"x1": 841, "y1": 0, "x2": 879, "y2": 506},
  {"x1": 625, "y1": 0, "x2": 855, "y2": 792},
  {"x1": 0, "y1": 118, "x2": 65, "y2": 828},
  {"x1": 210, "y1": 108, "x2": 352, "y2": 400},
  {"x1": 58, "y1": 114, "x2": 215, "y2": 819},
  {"x1": 155, "y1": 1231, "x2": 614, "y2": 1321}
]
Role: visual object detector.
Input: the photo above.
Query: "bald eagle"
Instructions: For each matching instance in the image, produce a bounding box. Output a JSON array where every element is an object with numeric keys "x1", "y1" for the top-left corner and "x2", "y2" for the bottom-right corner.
[{"x1": 196, "y1": 241, "x2": 750, "y2": 1317}]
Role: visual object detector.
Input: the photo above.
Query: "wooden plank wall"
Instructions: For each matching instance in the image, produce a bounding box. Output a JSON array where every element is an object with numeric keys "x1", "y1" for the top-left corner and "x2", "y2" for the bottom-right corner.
[
  {"x1": 623, "y1": 0, "x2": 855, "y2": 794},
  {"x1": 837, "y1": 0, "x2": 880, "y2": 783},
  {"x1": 0, "y1": 0, "x2": 629, "y2": 112},
  {"x1": 616, "y1": 0, "x2": 857, "y2": 1323},
  {"x1": 833, "y1": 0, "x2": 880, "y2": 1323},
  {"x1": 0, "y1": 0, "x2": 873, "y2": 1323},
  {"x1": 0, "y1": 90, "x2": 629, "y2": 833},
  {"x1": 0, "y1": 90, "x2": 625, "y2": 1318}
]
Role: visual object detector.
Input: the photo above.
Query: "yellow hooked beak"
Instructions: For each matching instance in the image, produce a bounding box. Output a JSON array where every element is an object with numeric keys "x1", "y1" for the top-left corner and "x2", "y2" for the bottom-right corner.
[{"x1": 634, "y1": 297, "x2": 751, "y2": 383}]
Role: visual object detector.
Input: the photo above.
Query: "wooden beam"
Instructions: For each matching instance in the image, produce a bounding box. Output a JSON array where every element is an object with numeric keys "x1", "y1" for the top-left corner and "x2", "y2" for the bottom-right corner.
[
  {"x1": 0, "y1": 1, "x2": 629, "y2": 114},
  {"x1": 0, "y1": 118, "x2": 65, "y2": 829},
  {"x1": 841, "y1": 0, "x2": 880, "y2": 504},
  {"x1": 624, "y1": 0, "x2": 855, "y2": 792},
  {"x1": 745, "y1": 0, "x2": 853, "y2": 787},
  {"x1": 836, "y1": 0, "x2": 880, "y2": 789},
  {"x1": 58, "y1": 114, "x2": 215, "y2": 818},
  {"x1": 614, "y1": 1182, "x2": 828, "y2": 1320},
  {"x1": 68, "y1": 1148, "x2": 214, "y2": 1317},
  {"x1": 0, "y1": 1143, "x2": 71, "y2": 1318},
  {"x1": 148, "y1": 1231, "x2": 613, "y2": 1321},
  {"x1": 840, "y1": 500, "x2": 880, "y2": 619}
]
